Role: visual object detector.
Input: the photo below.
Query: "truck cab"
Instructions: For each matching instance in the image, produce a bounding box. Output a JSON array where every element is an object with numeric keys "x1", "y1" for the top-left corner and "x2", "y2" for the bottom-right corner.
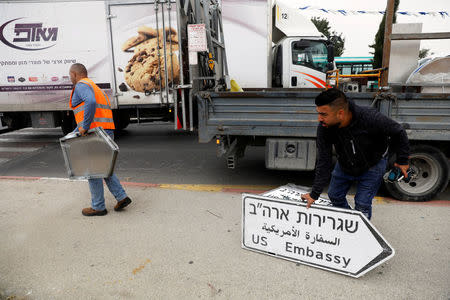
[
  {"x1": 221, "y1": 0, "x2": 334, "y2": 89},
  {"x1": 272, "y1": 37, "x2": 334, "y2": 88},
  {"x1": 270, "y1": 0, "x2": 335, "y2": 89}
]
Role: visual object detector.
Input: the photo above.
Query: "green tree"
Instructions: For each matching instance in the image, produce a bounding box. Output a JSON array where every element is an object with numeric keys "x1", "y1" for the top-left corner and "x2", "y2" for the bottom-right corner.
[
  {"x1": 311, "y1": 17, "x2": 345, "y2": 56},
  {"x1": 419, "y1": 48, "x2": 433, "y2": 59},
  {"x1": 369, "y1": 0, "x2": 400, "y2": 68}
]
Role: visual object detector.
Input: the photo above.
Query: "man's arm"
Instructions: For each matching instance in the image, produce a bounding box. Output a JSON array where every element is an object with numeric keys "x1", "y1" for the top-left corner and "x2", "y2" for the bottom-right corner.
[
  {"x1": 302, "y1": 125, "x2": 333, "y2": 208},
  {"x1": 370, "y1": 110, "x2": 410, "y2": 177},
  {"x1": 73, "y1": 83, "x2": 96, "y2": 135}
]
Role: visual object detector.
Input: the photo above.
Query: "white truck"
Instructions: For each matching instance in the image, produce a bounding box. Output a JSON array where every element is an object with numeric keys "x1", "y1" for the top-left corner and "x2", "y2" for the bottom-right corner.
[
  {"x1": 0, "y1": 0, "x2": 187, "y2": 133},
  {"x1": 0, "y1": 0, "x2": 333, "y2": 134},
  {"x1": 196, "y1": 21, "x2": 450, "y2": 202},
  {"x1": 222, "y1": 0, "x2": 333, "y2": 89}
]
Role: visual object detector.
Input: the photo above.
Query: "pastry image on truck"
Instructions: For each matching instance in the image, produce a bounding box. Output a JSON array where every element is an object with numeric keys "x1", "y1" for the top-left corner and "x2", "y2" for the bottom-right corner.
[{"x1": 121, "y1": 26, "x2": 180, "y2": 93}]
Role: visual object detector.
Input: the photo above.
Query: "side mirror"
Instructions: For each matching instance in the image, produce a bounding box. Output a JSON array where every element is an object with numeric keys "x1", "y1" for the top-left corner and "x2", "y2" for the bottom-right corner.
[
  {"x1": 327, "y1": 44, "x2": 335, "y2": 62},
  {"x1": 327, "y1": 62, "x2": 334, "y2": 71}
]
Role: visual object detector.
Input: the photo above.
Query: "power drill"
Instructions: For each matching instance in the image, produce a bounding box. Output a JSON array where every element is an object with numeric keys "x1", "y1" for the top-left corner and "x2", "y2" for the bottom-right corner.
[{"x1": 383, "y1": 167, "x2": 414, "y2": 183}]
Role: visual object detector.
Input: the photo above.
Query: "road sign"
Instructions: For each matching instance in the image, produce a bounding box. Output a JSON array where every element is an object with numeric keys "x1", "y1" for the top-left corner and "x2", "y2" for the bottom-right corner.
[
  {"x1": 242, "y1": 193, "x2": 395, "y2": 278},
  {"x1": 263, "y1": 184, "x2": 333, "y2": 207}
]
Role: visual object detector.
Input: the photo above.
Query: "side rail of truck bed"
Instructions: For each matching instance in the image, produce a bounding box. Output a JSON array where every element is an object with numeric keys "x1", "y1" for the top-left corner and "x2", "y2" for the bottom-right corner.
[
  {"x1": 197, "y1": 91, "x2": 450, "y2": 143},
  {"x1": 197, "y1": 90, "x2": 450, "y2": 202}
]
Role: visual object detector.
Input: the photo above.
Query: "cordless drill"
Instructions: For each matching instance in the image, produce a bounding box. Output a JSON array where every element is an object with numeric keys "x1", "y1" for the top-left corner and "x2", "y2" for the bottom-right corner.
[{"x1": 384, "y1": 167, "x2": 414, "y2": 183}]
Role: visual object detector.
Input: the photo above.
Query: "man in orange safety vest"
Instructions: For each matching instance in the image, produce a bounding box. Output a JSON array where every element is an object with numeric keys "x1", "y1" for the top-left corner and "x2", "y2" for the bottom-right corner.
[{"x1": 69, "y1": 63, "x2": 132, "y2": 216}]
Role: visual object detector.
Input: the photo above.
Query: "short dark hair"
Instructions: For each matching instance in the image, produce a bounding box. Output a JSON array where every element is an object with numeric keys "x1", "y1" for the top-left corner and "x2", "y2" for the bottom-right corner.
[
  {"x1": 70, "y1": 63, "x2": 88, "y2": 76},
  {"x1": 315, "y1": 88, "x2": 348, "y2": 111}
]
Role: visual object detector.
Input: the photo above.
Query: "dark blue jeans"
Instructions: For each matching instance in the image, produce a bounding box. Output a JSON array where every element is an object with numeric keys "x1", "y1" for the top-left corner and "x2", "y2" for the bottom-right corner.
[{"x1": 327, "y1": 158, "x2": 387, "y2": 220}]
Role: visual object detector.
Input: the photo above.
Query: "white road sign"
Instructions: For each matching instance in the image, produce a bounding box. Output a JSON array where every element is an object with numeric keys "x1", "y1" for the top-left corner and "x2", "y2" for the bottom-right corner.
[
  {"x1": 242, "y1": 193, "x2": 395, "y2": 278},
  {"x1": 263, "y1": 184, "x2": 333, "y2": 206}
]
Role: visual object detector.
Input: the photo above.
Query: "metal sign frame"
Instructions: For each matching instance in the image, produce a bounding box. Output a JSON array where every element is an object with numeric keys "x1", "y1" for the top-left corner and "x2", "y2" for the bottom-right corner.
[{"x1": 60, "y1": 127, "x2": 119, "y2": 180}]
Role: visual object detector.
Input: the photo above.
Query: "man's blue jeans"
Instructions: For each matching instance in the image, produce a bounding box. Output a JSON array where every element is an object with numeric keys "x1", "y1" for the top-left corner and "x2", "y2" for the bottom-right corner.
[
  {"x1": 327, "y1": 158, "x2": 387, "y2": 220},
  {"x1": 88, "y1": 130, "x2": 127, "y2": 211}
]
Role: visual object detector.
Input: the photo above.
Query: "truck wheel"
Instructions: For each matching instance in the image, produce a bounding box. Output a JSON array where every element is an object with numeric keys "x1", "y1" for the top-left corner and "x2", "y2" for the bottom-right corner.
[
  {"x1": 385, "y1": 145, "x2": 449, "y2": 201},
  {"x1": 3, "y1": 113, "x2": 28, "y2": 130},
  {"x1": 113, "y1": 110, "x2": 130, "y2": 131},
  {"x1": 61, "y1": 111, "x2": 76, "y2": 135}
]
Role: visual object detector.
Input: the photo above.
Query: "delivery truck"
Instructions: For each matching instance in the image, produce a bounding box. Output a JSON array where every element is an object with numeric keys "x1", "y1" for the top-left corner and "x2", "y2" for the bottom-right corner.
[
  {"x1": 0, "y1": 0, "x2": 228, "y2": 133},
  {"x1": 196, "y1": 22, "x2": 450, "y2": 202},
  {"x1": 0, "y1": 0, "x2": 333, "y2": 134}
]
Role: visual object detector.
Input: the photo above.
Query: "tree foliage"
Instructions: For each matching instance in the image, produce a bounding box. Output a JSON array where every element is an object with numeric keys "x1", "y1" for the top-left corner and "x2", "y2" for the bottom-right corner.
[
  {"x1": 311, "y1": 17, "x2": 345, "y2": 57},
  {"x1": 419, "y1": 48, "x2": 433, "y2": 59},
  {"x1": 369, "y1": 0, "x2": 400, "y2": 68}
]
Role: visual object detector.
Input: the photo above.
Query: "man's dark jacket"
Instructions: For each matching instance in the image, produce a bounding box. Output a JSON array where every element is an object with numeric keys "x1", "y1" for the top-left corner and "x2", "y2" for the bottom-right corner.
[{"x1": 310, "y1": 101, "x2": 410, "y2": 200}]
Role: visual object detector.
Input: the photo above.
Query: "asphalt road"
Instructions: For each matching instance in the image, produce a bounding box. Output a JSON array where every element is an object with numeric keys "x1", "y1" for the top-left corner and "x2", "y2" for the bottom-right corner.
[
  {"x1": 0, "y1": 123, "x2": 449, "y2": 200},
  {"x1": 0, "y1": 123, "x2": 310, "y2": 185}
]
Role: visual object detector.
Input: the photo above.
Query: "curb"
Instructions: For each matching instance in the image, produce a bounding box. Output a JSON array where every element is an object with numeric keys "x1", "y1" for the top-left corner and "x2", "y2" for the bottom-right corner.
[
  {"x1": 0, "y1": 176, "x2": 273, "y2": 194},
  {"x1": 0, "y1": 176, "x2": 449, "y2": 206}
]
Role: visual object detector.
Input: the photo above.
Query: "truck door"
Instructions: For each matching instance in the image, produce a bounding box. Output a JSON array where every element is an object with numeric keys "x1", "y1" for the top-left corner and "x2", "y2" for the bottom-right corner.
[
  {"x1": 287, "y1": 39, "x2": 329, "y2": 88},
  {"x1": 107, "y1": 1, "x2": 180, "y2": 106}
]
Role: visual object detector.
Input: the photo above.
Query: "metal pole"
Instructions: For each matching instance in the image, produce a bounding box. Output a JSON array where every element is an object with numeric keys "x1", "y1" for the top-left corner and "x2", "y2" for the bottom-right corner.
[
  {"x1": 188, "y1": 0, "x2": 201, "y2": 132},
  {"x1": 167, "y1": 1, "x2": 178, "y2": 130},
  {"x1": 175, "y1": 0, "x2": 187, "y2": 130},
  {"x1": 217, "y1": 5, "x2": 228, "y2": 77},
  {"x1": 154, "y1": 2, "x2": 164, "y2": 105},
  {"x1": 161, "y1": 2, "x2": 171, "y2": 107},
  {"x1": 136, "y1": 107, "x2": 140, "y2": 124},
  {"x1": 391, "y1": 32, "x2": 450, "y2": 40},
  {"x1": 381, "y1": 0, "x2": 395, "y2": 87},
  {"x1": 167, "y1": 1, "x2": 175, "y2": 90}
]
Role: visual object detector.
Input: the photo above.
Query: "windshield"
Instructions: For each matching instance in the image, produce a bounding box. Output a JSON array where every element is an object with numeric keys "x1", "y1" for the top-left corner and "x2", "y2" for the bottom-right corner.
[
  {"x1": 338, "y1": 63, "x2": 373, "y2": 75},
  {"x1": 292, "y1": 40, "x2": 329, "y2": 73}
]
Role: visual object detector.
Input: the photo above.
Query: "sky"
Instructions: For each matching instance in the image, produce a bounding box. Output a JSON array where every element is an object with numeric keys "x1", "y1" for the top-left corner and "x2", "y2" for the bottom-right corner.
[{"x1": 297, "y1": 0, "x2": 450, "y2": 57}]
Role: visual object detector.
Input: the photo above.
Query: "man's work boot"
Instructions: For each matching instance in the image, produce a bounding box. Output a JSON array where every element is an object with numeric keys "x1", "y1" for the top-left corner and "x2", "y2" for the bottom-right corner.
[
  {"x1": 114, "y1": 197, "x2": 132, "y2": 211},
  {"x1": 82, "y1": 207, "x2": 108, "y2": 216}
]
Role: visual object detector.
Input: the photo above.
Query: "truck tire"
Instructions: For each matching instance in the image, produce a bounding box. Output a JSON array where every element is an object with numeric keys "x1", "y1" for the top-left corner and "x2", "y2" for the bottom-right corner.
[
  {"x1": 113, "y1": 109, "x2": 130, "y2": 131},
  {"x1": 3, "y1": 112, "x2": 28, "y2": 130},
  {"x1": 61, "y1": 111, "x2": 76, "y2": 135},
  {"x1": 384, "y1": 145, "x2": 449, "y2": 201}
]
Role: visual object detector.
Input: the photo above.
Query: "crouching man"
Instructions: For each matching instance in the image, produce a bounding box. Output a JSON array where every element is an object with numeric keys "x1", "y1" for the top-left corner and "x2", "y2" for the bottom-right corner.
[{"x1": 301, "y1": 88, "x2": 410, "y2": 219}]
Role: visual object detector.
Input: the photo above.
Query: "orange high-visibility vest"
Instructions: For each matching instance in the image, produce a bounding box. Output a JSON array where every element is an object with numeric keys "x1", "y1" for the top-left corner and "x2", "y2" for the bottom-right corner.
[{"x1": 69, "y1": 78, "x2": 115, "y2": 130}]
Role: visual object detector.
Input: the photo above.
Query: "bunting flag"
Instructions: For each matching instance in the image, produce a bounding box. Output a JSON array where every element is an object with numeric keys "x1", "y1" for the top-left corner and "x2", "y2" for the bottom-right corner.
[{"x1": 298, "y1": 6, "x2": 449, "y2": 18}]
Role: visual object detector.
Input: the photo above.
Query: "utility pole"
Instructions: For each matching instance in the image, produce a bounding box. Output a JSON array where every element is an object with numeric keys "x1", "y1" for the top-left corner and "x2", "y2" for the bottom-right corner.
[{"x1": 381, "y1": 0, "x2": 395, "y2": 87}]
